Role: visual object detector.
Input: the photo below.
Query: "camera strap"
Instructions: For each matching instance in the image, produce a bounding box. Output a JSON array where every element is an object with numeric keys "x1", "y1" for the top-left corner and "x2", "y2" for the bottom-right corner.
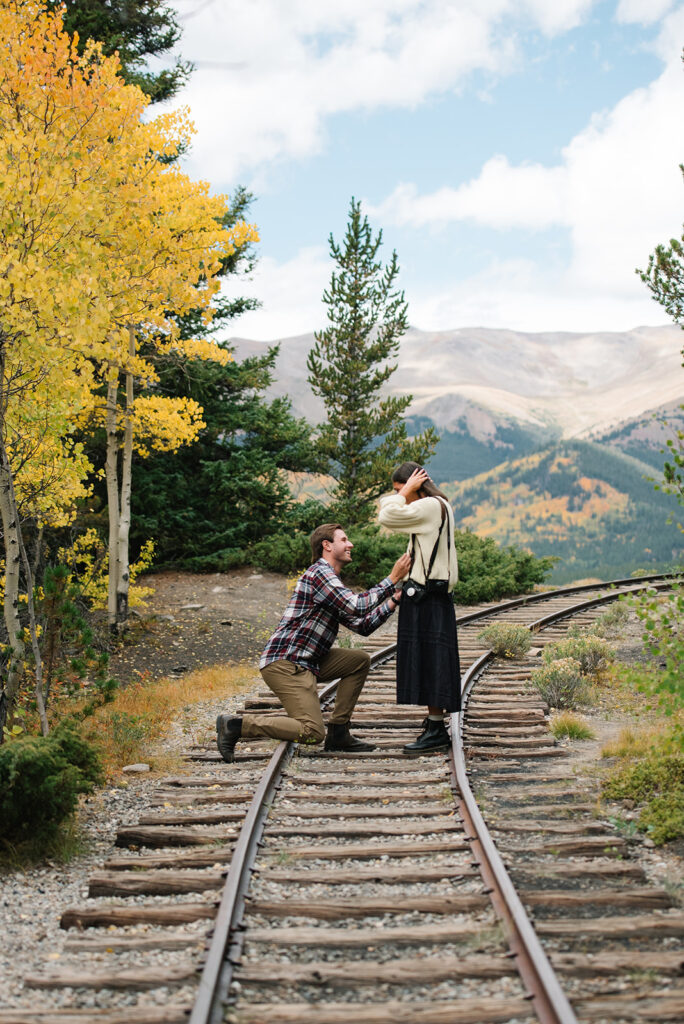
[{"x1": 409, "y1": 497, "x2": 450, "y2": 583}]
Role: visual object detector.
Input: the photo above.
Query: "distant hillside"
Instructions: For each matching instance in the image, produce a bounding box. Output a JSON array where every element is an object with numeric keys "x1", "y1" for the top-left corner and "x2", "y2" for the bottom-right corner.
[
  {"x1": 230, "y1": 324, "x2": 684, "y2": 439},
  {"x1": 442, "y1": 440, "x2": 682, "y2": 584},
  {"x1": 593, "y1": 400, "x2": 684, "y2": 471}
]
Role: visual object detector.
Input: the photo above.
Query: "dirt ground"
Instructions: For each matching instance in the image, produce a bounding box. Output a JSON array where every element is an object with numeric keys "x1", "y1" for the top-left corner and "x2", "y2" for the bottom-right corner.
[{"x1": 108, "y1": 567, "x2": 292, "y2": 685}]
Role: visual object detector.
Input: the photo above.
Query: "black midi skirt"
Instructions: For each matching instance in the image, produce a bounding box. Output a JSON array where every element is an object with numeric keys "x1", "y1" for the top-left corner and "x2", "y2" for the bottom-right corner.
[{"x1": 396, "y1": 592, "x2": 461, "y2": 712}]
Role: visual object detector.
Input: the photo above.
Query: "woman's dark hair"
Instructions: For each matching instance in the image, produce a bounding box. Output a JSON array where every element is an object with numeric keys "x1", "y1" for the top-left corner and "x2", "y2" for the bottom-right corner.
[{"x1": 391, "y1": 461, "x2": 448, "y2": 500}]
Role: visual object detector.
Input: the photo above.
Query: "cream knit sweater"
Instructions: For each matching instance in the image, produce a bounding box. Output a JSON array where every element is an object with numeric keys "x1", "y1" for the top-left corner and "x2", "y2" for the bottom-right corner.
[{"x1": 378, "y1": 493, "x2": 459, "y2": 589}]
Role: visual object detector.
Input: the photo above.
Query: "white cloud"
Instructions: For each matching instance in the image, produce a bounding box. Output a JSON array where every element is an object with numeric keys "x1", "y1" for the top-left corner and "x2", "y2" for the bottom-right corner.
[
  {"x1": 370, "y1": 159, "x2": 571, "y2": 230},
  {"x1": 220, "y1": 246, "x2": 330, "y2": 341},
  {"x1": 369, "y1": 27, "x2": 684, "y2": 322},
  {"x1": 615, "y1": 0, "x2": 674, "y2": 26},
  {"x1": 168, "y1": 0, "x2": 601, "y2": 186}
]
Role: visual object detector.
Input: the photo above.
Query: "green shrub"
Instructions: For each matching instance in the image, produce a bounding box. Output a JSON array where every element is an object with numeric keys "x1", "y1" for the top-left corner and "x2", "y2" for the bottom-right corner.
[
  {"x1": 181, "y1": 547, "x2": 247, "y2": 572},
  {"x1": 542, "y1": 635, "x2": 614, "y2": 678},
  {"x1": 638, "y1": 789, "x2": 684, "y2": 844},
  {"x1": 0, "y1": 722, "x2": 102, "y2": 847},
  {"x1": 478, "y1": 623, "x2": 531, "y2": 659},
  {"x1": 452, "y1": 531, "x2": 553, "y2": 604},
  {"x1": 603, "y1": 752, "x2": 684, "y2": 803},
  {"x1": 248, "y1": 533, "x2": 311, "y2": 575},
  {"x1": 531, "y1": 657, "x2": 587, "y2": 709},
  {"x1": 603, "y1": 752, "x2": 684, "y2": 845},
  {"x1": 593, "y1": 601, "x2": 630, "y2": 636}
]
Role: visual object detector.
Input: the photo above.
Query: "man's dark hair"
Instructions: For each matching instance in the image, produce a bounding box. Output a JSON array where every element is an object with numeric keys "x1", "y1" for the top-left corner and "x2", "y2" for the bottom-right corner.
[
  {"x1": 391, "y1": 461, "x2": 448, "y2": 500},
  {"x1": 310, "y1": 523, "x2": 343, "y2": 562}
]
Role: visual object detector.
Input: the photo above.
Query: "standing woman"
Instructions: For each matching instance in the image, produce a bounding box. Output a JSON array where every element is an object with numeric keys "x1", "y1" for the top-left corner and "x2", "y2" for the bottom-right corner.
[{"x1": 378, "y1": 462, "x2": 461, "y2": 755}]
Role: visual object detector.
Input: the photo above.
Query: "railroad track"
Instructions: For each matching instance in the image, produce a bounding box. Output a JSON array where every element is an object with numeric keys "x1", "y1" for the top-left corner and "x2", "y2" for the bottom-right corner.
[{"x1": 1, "y1": 574, "x2": 682, "y2": 1024}]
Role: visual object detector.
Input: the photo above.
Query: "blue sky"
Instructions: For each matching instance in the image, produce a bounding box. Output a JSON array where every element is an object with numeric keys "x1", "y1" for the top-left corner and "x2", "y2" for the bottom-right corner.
[{"x1": 163, "y1": 0, "x2": 684, "y2": 340}]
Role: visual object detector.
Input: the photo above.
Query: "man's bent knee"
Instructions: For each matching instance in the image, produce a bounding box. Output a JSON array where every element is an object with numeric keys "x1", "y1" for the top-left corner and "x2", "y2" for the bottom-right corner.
[
  {"x1": 352, "y1": 649, "x2": 371, "y2": 675},
  {"x1": 298, "y1": 721, "x2": 326, "y2": 744}
]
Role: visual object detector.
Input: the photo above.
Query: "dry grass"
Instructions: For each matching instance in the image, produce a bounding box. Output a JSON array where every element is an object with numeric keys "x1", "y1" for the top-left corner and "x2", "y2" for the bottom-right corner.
[
  {"x1": 550, "y1": 711, "x2": 595, "y2": 741},
  {"x1": 81, "y1": 662, "x2": 257, "y2": 775},
  {"x1": 602, "y1": 718, "x2": 681, "y2": 760}
]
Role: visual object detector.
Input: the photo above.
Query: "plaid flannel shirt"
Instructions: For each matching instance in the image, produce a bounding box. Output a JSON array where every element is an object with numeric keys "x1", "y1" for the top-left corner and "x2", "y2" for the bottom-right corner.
[{"x1": 259, "y1": 559, "x2": 395, "y2": 675}]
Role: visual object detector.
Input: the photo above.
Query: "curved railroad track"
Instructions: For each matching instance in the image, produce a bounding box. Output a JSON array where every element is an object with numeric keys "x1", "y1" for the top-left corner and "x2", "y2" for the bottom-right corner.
[{"x1": 1, "y1": 573, "x2": 682, "y2": 1024}]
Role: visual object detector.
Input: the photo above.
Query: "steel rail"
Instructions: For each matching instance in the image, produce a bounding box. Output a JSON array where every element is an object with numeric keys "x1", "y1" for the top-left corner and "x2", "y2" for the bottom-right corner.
[
  {"x1": 189, "y1": 645, "x2": 397, "y2": 1024},
  {"x1": 448, "y1": 575, "x2": 679, "y2": 1024},
  {"x1": 191, "y1": 572, "x2": 679, "y2": 1024},
  {"x1": 455, "y1": 570, "x2": 678, "y2": 625}
]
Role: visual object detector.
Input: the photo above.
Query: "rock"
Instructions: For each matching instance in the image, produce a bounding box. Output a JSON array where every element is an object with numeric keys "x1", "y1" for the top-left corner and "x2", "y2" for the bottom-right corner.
[
  {"x1": 248, "y1": 574, "x2": 263, "y2": 580},
  {"x1": 180, "y1": 603, "x2": 205, "y2": 611},
  {"x1": 220, "y1": 620, "x2": 233, "y2": 626},
  {"x1": 157, "y1": 613, "x2": 176, "y2": 622},
  {"x1": 122, "y1": 763, "x2": 150, "y2": 774},
  {"x1": 211, "y1": 586, "x2": 226, "y2": 593}
]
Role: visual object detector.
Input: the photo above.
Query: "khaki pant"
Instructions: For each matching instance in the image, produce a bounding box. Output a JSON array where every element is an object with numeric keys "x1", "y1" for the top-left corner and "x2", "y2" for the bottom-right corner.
[{"x1": 242, "y1": 648, "x2": 371, "y2": 744}]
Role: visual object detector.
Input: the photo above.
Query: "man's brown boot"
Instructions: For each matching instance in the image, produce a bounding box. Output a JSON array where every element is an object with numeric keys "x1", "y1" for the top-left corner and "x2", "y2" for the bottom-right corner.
[{"x1": 324, "y1": 722, "x2": 375, "y2": 752}]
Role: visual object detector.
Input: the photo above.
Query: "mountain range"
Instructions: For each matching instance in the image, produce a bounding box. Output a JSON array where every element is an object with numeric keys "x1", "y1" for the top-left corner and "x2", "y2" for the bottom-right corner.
[{"x1": 229, "y1": 324, "x2": 684, "y2": 581}]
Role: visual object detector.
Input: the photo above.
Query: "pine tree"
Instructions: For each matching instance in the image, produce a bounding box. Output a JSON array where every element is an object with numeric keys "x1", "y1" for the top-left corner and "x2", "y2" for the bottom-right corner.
[
  {"x1": 307, "y1": 198, "x2": 437, "y2": 525},
  {"x1": 46, "y1": 0, "x2": 192, "y2": 102}
]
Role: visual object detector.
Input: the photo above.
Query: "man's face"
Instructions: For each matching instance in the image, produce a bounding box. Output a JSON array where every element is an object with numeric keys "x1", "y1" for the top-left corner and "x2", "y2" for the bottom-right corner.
[{"x1": 326, "y1": 528, "x2": 353, "y2": 564}]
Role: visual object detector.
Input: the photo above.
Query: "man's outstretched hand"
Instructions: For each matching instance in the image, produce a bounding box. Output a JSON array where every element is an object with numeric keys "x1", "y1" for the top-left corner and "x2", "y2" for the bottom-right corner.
[{"x1": 389, "y1": 553, "x2": 412, "y2": 584}]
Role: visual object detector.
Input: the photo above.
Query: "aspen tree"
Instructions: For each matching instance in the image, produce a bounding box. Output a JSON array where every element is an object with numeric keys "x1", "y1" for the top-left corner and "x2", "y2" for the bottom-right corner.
[{"x1": 0, "y1": 1, "x2": 257, "y2": 728}]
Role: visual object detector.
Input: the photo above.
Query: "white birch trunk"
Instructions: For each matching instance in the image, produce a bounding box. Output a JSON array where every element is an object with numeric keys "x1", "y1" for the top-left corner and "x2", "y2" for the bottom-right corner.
[
  {"x1": 116, "y1": 333, "x2": 135, "y2": 631},
  {"x1": 0, "y1": 445, "x2": 24, "y2": 734},
  {"x1": 0, "y1": 434, "x2": 48, "y2": 734},
  {"x1": 105, "y1": 377, "x2": 120, "y2": 632}
]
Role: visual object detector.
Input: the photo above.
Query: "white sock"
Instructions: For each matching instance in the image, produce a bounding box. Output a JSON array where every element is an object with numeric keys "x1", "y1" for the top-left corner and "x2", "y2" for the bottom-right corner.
[{"x1": 428, "y1": 714, "x2": 444, "y2": 721}]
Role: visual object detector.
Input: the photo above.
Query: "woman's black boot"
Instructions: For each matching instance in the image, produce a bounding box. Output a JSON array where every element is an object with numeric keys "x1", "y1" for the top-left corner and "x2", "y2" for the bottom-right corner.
[{"x1": 403, "y1": 718, "x2": 450, "y2": 757}]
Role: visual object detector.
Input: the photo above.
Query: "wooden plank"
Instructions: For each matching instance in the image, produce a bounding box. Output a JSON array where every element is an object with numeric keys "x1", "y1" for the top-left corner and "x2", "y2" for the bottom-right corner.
[
  {"x1": 104, "y1": 846, "x2": 234, "y2": 870},
  {"x1": 0, "y1": 1011, "x2": 192, "y2": 1024},
  {"x1": 88, "y1": 869, "x2": 225, "y2": 897},
  {"x1": 24, "y1": 964, "x2": 197, "y2": 990},
  {"x1": 523, "y1": 887, "x2": 671, "y2": 909},
  {"x1": 160, "y1": 776, "x2": 254, "y2": 788},
  {"x1": 238, "y1": 954, "x2": 515, "y2": 984},
  {"x1": 115, "y1": 825, "x2": 235, "y2": 847},
  {"x1": 510, "y1": 861, "x2": 644, "y2": 880},
  {"x1": 249, "y1": 895, "x2": 489, "y2": 919},
  {"x1": 274, "y1": 787, "x2": 445, "y2": 802},
  {"x1": 150, "y1": 790, "x2": 251, "y2": 806},
  {"x1": 574, "y1": 990, "x2": 684, "y2": 1021},
  {"x1": 274, "y1": 804, "x2": 451, "y2": 819},
  {"x1": 464, "y1": 741, "x2": 557, "y2": 749},
  {"x1": 231, "y1": 998, "x2": 532, "y2": 1023},
  {"x1": 267, "y1": 820, "x2": 458, "y2": 838},
  {"x1": 536, "y1": 913, "x2": 684, "y2": 938},
  {"x1": 260, "y1": 864, "x2": 476, "y2": 884},
  {"x1": 491, "y1": 821, "x2": 609, "y2": 835},
  {"x1": 137, "y1": 810, "x2": 245, "y2": 826},
  {"x1": 266, "y1": 837, "x2": 468, "y2": 860},
  {"x1": 467, "y1": 745, "x2": 564, "y2": 758},
  {"x1": 63, "y1": 932, "x2": 203, "y2": 952},
  {"x1": 246, "y1": 921, "x2": 496, "y2": 946},
  {"x1": 60, "y1": 902, "x2": 216, "y2": 929},
  {"x1": 530, "y1": 836, "x2": 628, "y2": 856},
  {"x1": 550, "y1": 950, "x2": 684, "y2": 976},
  {"x1": 283, "y1": 772, "x2": 445, "y2": 785}
]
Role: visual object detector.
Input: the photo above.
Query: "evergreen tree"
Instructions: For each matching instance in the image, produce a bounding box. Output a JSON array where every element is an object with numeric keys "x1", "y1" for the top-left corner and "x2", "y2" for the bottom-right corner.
[
  {"x1": 307, "y1": 198, "x2": 437, "y2": 525},
  {"x1": 129, "y1": 343, "x2": 320, "y2": 566},
  {"x1": 46, "y1": 0, "x2": 192, "y2": 101},
  {"x1": 638, "y1": 165, "x2": 684, "y2": 511}
]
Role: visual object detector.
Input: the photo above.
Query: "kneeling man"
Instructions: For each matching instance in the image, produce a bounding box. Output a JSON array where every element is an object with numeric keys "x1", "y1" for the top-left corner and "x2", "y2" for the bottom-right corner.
[{"x1": 216, "y1": 523, "x2": 410, "y2": 761}]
